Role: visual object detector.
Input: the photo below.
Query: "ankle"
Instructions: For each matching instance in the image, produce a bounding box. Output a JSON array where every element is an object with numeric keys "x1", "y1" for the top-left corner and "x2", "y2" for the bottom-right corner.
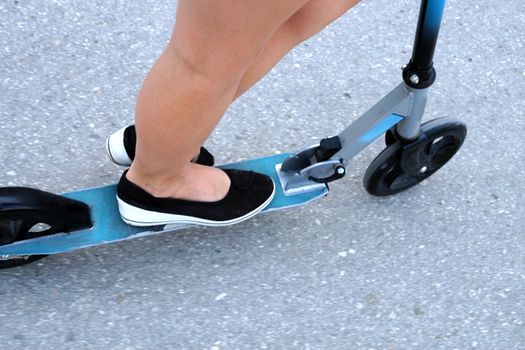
[{"x1": 126, "y1": 163, "x2": 189, "y2": 198}]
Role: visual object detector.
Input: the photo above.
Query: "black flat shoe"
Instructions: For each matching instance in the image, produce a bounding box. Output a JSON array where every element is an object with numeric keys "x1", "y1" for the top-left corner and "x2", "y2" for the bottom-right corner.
[
  {"x1": 106, "y1": 125, "x2": 214, "y2": 167},
  {"x1": 116, "y1": 169, "x2": 275, "y2": 227}
]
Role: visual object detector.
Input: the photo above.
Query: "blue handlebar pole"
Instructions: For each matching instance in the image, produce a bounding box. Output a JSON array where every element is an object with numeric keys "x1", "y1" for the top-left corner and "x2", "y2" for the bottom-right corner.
[
  {"x1": 403, "y1": 0, "x2": 446, "y2": 89},
  {"x1": 411, "y1": 0, "x2": 446, "y2": 71}
]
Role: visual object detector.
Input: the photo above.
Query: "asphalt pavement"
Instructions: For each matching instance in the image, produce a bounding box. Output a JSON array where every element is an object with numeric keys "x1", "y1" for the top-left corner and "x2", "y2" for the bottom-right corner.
[{"x1": 0, "y1": 0, "x2": 524, "y2": 349}]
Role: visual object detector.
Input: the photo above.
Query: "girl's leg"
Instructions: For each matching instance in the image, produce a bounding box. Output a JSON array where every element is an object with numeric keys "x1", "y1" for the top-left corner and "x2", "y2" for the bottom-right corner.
[
  {"x1": 110, "y1": 0, "x2": 360, "y2": 171},
  {"x1": 127, "y1": 0, "x2": 309, "y2": 202}
]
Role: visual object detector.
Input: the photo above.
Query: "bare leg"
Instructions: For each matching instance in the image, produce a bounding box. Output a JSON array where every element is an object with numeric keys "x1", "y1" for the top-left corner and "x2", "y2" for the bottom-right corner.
[
  {"x1": 158, "y1": 0, "x2": 360, "y2": 164},
  {"x1": 127, "y1": 0, "x2": 360, "y2": 204},
  {"x1": 127, "y1": 0, "x2": 310, "y2": 202}
]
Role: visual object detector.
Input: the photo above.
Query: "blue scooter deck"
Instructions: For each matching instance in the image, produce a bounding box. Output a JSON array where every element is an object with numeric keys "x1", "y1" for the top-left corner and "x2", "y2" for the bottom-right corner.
[{"x1": 0, "y1": 153, "x2": 328, "y2": 257}]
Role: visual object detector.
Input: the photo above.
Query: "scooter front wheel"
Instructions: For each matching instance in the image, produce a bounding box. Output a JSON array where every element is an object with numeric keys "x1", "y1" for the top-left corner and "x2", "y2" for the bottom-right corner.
[{"x1": 364, "y1": 117, "x2": 467, "y2": 196}]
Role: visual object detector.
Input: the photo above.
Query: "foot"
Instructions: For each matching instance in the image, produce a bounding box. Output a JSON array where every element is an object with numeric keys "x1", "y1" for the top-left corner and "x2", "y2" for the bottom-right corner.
[
  {"x1": 106, "y1": 125, "x2": 214, "y2": 167},
  {"x1": 126, "y1": 163, "x2": 231, "y2": 202},
  {"x1": 117, "y1": 164, "x2": 275, "y2": 227}
]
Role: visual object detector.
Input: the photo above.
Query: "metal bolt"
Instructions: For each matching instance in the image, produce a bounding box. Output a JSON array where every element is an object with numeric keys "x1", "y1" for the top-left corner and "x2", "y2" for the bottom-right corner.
[
  {"x1": 419, "y1": 166, "x2": 428, "y2": 173},
  {"x1": 336, "y1": 167, "x2": 345, "y2": 175},
  {"x1": 410, "y1": 74, "x2": 420, "y2": 85}
]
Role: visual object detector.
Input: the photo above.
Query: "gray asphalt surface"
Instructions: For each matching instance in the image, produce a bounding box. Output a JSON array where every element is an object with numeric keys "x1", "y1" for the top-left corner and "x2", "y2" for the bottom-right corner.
[{"x1": 0, "y1": 0, "x2": 524, "y2": 349}]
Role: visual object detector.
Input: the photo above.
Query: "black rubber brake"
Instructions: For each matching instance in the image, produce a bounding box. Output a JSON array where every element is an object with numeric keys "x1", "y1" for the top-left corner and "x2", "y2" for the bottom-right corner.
[{"x1": 0, "y1": 187, "x2": 92, "y2": 268}]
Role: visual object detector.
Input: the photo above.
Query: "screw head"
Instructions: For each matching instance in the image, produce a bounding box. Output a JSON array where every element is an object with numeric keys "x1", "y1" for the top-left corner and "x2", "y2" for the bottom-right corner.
[
  {"x1": 336, "y1": 167, "x2": 345, "y2": 175},
  {"x1": 410, "y1": 74, "x2": 420, "y2": 85},
  {"x1": 419, "y1": 166, "x2": 428, "y2": 173}
]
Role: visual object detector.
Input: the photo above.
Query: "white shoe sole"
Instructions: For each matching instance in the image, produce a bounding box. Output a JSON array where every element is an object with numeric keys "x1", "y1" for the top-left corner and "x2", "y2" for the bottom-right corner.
[
  {"x1": 105, "y1": 126, "x2": 132, "y2": 166},
  {"x1": 117, "y1": 180, "x2": 276, "y2": 227}
]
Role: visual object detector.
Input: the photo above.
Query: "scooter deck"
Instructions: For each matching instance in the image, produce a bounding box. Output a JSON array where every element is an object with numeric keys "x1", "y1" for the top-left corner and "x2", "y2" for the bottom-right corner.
[{"x1": 0, "y1": 153, "x2": 328, "y2": 257}]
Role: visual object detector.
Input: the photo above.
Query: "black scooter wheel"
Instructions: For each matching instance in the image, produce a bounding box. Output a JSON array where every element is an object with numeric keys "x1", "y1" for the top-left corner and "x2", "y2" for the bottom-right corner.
[
  {"x1": 364, "y1": 117, "x2": 467, "y2": 196},
  {"x1": 0, "y1": 255, "x2": 47, "y2": 269}
]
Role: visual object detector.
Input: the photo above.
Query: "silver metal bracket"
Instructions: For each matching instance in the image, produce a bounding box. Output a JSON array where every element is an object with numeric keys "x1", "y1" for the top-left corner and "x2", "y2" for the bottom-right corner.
[
  {"x1": 276, "y1": 144, "x2": 345, "y2": 196},
  {"x1": 275, "y1": 163, "x2": 327, "y2": 196},
  {"x1": 300, "y1": 159, "x2": 344, "y2": 180}
]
